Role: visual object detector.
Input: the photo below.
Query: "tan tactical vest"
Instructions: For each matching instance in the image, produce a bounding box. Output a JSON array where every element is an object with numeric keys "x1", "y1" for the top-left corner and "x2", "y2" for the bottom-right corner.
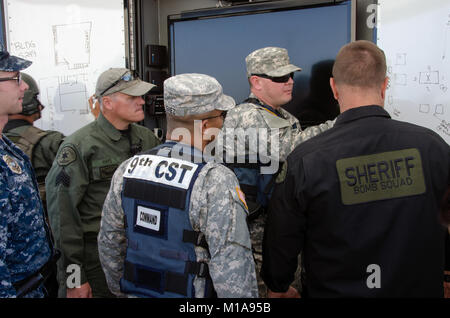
[{"x1": 8, "y1": 126, "x2": 50, "y2": 204}]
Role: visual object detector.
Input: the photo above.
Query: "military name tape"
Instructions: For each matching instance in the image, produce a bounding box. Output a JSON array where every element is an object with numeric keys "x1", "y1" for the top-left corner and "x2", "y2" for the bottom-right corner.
[{"x1": 124, "y1": 155, "x2": 198, "y2": 189}]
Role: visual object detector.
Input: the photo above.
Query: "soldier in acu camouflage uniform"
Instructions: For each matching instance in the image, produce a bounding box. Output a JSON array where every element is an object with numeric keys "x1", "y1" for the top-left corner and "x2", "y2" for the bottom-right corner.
[
  {"x1": 98, "y1": 73, "x2": 258, "y2": 298},
  {"x1": 0, "y1": 50, "x2": 58, "y2": 298},
  {"x1": 215, "y1": 47, "x2": 336, "y2": 297}
]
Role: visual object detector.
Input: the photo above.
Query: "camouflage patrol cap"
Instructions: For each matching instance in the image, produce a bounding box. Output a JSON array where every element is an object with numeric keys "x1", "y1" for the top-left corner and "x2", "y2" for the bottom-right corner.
[
  {"x1": 246, "y1": 47, "x2": 302, "y2": 77},
  {"x1": 0, "y1": 50, "x2": 32, "y2": 72},
  {"x1": 95, "y1": 68, "x2": 155, "y2": 98},
  {"x1": 164, "y1": 73, "x2": 235, "y2": 116}
]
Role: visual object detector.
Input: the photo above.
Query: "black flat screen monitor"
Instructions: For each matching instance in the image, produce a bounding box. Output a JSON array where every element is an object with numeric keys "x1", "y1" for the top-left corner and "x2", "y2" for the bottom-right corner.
[{"x1": 169, "y1": 0, "x2": 352, "y2": 127}]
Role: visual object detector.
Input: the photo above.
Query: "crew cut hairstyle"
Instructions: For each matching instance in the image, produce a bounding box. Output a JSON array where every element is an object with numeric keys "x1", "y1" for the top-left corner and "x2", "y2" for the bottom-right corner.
[{"x1": 332, "y1": 40, "x2": 387, "y2": 89}]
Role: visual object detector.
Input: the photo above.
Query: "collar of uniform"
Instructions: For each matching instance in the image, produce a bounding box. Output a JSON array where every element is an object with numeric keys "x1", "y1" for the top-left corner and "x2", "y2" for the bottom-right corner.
[
  {"x1": 97, "y1": 112, "x2": 122, "y2": 141},
  {"x1": 4, "y1": 119, "x2": 31, "y2": 132},
  {"x1": 334, "y1": 105, "x2": 391, "y2": 127},
  {"x1": 247, "y1": 93, "x2": 286, "y2": 119},
  {"x1": 162, "y1": 140, "x2": 212, "y2": 162}
]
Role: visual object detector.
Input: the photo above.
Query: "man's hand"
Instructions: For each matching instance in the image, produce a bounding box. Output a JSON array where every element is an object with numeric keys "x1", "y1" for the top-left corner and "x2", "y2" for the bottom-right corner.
[
  {"x1": 268, "y1": 286, "x2": 301, "y2": 298},
  {"x1": 88, "y1": 95, "x2": 100, "y2": 119},
  {"x1": 66, "y1": 282, "x2": 93, "y2": 298}
]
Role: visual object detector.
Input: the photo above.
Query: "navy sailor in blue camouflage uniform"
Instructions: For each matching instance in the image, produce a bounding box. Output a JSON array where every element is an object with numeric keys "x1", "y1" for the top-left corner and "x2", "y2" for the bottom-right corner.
[{"x1": 0, "y1": 50, "x2": 57, "y2": 298}]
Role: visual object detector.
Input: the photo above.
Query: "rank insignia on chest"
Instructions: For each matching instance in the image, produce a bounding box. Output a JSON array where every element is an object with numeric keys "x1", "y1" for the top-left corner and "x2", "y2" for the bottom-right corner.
[{"x1": 3, "y1": 154, "x2": 22, "y2": 174}]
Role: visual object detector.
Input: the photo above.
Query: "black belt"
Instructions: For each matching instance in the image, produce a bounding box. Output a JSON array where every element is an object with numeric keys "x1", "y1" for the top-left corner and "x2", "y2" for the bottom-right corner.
[{"x1": 13, "y1": 249, "x2": 60, "y2": 297}]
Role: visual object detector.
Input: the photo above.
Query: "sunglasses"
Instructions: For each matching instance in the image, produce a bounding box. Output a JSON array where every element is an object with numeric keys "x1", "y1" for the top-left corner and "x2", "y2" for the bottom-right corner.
[
  {"x1": 252, "y1": 72, "x2": 294, "y2": 83},
  {"x1": 0, "y1": 72, "x2": 22, "y2": 85},
  {"x1": 202, "y1": 111, "x2": 227, "y2": 121},
  {"x1": 99, "y1": 71, "x2": 135, "y2": 96}
]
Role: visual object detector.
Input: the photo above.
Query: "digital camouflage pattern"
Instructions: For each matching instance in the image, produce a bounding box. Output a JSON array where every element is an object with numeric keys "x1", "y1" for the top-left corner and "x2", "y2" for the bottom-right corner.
[
  {"x1": 216, "y1": 94, "x2": 335, "y2": 297},
  {"x1": 216, "y1": 93, "x2": 335, "y2": 163},
  {"x1": 0, "y1": 50, "x2": 32, "y2": 72},
  {"x1": 4, "y1": 123, "x2": 64, "y2": 215},
  {"x1": 245, "y1": 47, "x2": 302, "y2": 77},
  {"x1": 164, "y1": 73, "x2": 235, "y2": 116},
  {"x1": 0, "y1": 136, "x2": 52, "y2": 298},
  {"x1": 98, "y1": 154, "x2": 258, "y2": 298}
]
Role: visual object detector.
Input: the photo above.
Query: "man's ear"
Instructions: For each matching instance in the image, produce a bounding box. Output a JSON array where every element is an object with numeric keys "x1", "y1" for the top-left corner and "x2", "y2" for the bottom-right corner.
[
  {"x1": 381, "y1": 76, "x2": 389, "y2": 100},
  {"x1": 101, "y1": 96, "x2": 114, "y2": 111},
  {"x1": 330, "y1": 77, "x2": 339, "y2": 100},
  {"x1": 201, "y1": 118, "x2": 209, "y2": 131},
  {"x1": 249, "y1": 75, "x2": 263, "y2": 91}
]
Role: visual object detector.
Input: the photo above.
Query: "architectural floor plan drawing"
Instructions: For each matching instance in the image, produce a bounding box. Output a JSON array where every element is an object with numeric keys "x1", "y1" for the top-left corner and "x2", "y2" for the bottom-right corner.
[
  {"x1": 378, "y1": 0, "x2": 450, "y2": 143},
  {"x1": 53, "y1": 22, "x2": 92, "y2": 70}
]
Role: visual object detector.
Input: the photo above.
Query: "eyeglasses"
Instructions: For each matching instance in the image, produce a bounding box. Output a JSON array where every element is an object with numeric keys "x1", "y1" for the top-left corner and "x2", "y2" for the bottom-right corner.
[
  {"x1": 252, "y1": 72, "x2": 294, "y2": 83},
  {"x1": 99, "y1": 71, "x2": 134, "y2": 96},
  {"x1": 202, "y1": 111, "x2": 227, "y2": 121},
  {"x1": 0, "y1": 72, "x2": 21, "y2": 85}
]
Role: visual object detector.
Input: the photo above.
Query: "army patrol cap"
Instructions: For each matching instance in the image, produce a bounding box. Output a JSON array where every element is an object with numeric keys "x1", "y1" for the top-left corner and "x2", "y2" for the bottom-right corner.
[
  {"x1": 95, "y1": 68, "x2": 156, "y2": 97},
  {"x1": 246, "y1": 47, "x2": 302, "y2": 77},
  {"x1": 164, "y1": 73, "x2": 235, "y2": 116},
  {"x1": 0, "y1": 50, "x2": 32, "y2": 71}
]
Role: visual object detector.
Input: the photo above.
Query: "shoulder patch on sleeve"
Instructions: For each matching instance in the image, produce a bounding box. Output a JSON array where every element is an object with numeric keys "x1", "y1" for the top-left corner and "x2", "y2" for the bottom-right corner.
[
  {"x1": 57, "y1": 146, "x2": 77, "y2": 166},
  {"x1": 235, "y1": 186, "x2": 248, "y2": 211}
]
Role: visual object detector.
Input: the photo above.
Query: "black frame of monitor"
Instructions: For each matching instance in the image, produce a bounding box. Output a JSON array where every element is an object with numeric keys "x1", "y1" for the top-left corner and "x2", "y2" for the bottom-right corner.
[{"x1": 167, "y1": 0, "x2": 349, "y2": 76}]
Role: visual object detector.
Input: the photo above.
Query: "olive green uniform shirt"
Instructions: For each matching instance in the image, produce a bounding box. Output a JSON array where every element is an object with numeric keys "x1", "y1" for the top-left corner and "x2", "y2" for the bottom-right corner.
[{"x1": 45, "y1": 113, "x2": 160, "y2": 296}]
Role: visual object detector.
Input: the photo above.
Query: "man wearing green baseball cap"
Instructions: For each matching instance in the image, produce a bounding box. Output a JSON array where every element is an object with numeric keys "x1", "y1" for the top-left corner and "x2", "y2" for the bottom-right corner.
[{"x1": 46, "y1": 67, "x2": 161, "y2": 298}]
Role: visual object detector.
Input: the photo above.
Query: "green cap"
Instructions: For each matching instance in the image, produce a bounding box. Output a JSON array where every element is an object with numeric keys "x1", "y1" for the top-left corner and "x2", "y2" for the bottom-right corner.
[{"x1": 95, "y1": 68, "x2": 155, "y2": 98}]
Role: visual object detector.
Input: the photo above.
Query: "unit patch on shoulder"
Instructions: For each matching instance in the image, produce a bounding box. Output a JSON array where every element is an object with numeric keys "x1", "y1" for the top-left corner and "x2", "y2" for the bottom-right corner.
[
  {"x1": 336, "y1": 148, "x2": 426, "y2": 205},
  {"x1": 57, "y1": 146, "x2": 77, "y2": 166},
  {"x1": 236, "y1": 186, "x2": 248, "y2": 210}
]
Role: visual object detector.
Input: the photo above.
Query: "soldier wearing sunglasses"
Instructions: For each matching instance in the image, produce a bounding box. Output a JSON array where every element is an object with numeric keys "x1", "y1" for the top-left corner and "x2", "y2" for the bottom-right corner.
[
  {"x1": 46, "y1": 68, "x2": 161, "y2": 298},
  {"x1": 216, "y1": 47, "x2": 336, "y2": 297}
]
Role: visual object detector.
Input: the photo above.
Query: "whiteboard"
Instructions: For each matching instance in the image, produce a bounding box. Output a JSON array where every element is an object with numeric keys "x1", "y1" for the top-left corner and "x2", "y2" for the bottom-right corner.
[
  {"x1": 377, "y1": 0, "x2": 450, "y2": 144},
  {"x1": 5, "y1": 0, "x2": 126, "y2": 135}
]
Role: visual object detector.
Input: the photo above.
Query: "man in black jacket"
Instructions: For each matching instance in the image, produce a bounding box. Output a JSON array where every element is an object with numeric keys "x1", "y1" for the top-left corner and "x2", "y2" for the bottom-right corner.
[{"x1": 262, "y1": 40, "x2": 450, "y2": 297}]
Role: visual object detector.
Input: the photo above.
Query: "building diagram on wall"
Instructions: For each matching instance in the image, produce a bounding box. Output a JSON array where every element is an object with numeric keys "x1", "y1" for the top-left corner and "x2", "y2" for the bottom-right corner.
[
  {"x1": 377, "y1": 0, "x2": 450, "y2": 143},
  {"x1": 5, "y1": 0, "x2": 126, "y2": 135},
  {"x1": 40, "y1": 74, "x2": 89, "y2": 112},
  {"x1": 38, "y1": 74, "x2": 90, "y2": 130},
  {"x1": 53, "y1": 22, "x2": 92, "y2": 70}
]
